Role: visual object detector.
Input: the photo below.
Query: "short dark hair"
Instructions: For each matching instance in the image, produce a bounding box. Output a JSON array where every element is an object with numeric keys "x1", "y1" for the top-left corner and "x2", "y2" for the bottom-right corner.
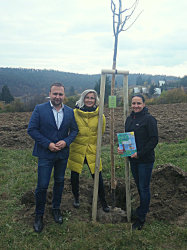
[
  {"x1": 50, "y1": 82, "x2": 65, "y2": 92},
  {"x1": 132, "y1": 94, "x2": 145, "y2": 103}
]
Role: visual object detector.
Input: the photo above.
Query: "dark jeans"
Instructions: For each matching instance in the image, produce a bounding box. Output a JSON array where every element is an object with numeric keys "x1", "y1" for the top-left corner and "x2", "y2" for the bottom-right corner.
[
  {"x1": 71, "y1": 170, "x2": 106, "y2": 202},
  {"x1": 35, "y1": 154, "x2": 68, "y2": 216},
  {"x1": 130, "y1": 161, "x2": 154, "y2": 221}
]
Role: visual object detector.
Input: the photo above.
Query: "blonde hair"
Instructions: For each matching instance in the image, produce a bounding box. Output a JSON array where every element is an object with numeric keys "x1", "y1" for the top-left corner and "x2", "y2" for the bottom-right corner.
[{"x1": 76, "y1": 89, "x2": 99, "y2": 108}]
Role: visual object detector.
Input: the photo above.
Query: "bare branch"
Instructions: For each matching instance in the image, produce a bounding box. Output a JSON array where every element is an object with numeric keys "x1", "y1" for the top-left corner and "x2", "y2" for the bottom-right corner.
[
  {"x1": 111, "y1": 0, "x2": 142, "y2": 35},
  {"x1": 111, "y1": 0, "x2": 116, "y2": 14},
  {"x1": 121, "y1": 0, "x2": 139, "y2": 14},
  {"x1": 111, "y1": 0, "x2": 142, "y2": 62},
  {"x1": 122, "y1": 10, "x2": 144, "y2": 32}
]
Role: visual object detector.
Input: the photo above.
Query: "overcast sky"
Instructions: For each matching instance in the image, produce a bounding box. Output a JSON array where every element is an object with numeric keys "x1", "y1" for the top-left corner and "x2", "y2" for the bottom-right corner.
[{"x1": 0, "y1": 0, "x2": 186, "y2": 77}]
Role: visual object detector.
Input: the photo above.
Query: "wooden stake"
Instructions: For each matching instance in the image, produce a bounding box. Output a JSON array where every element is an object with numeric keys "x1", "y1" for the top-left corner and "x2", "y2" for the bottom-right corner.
[
  {"x1": 111, "y1": 61, "x2": 116, "y2": 208},
  {"x1": 92, "y1": 73, "x2": 106, "y2": 222},
  {"x1": 123, "y1": 74, "x2": 131, "y2": 222}
]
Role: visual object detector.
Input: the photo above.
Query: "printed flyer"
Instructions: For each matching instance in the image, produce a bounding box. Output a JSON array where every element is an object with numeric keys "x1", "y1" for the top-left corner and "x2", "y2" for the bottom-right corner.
[{"x1": 117, "y1": 132, "x2": 137, "y2": 157}]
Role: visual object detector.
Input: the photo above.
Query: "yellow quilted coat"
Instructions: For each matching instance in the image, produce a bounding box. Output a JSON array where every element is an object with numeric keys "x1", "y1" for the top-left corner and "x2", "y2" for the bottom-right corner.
[{"x1": 67, "y1": 107, "x2": 106, "y2": 174}]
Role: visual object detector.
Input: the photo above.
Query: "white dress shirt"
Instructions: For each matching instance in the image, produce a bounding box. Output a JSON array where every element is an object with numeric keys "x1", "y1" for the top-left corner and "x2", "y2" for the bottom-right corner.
[{"x1": 50, "y1": 101, "x2": 64, "y2": 129}]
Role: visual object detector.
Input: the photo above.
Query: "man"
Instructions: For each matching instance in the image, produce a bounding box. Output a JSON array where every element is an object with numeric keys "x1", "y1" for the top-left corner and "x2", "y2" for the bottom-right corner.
[{"x1": 27, "y1": 82, "x2": 78, "y2": 233}]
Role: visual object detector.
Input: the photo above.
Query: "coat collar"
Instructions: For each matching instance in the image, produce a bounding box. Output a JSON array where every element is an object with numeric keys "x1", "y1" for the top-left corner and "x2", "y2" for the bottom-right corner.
[{"x1": 75, "y1": 106, "x2": 99, "y2": 118}]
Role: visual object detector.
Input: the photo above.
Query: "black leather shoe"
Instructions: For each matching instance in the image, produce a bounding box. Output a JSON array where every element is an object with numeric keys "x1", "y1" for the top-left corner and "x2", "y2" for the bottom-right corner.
[
  {"x1": 132, "y1": 219, "x2": 145, "y2": 230},
  {"x1": 52, "y1": 209, "x2": 63, "y2": 224},
  {"x1": 100, "y1": 199, "x2": 110, "y2": 213},
  {"x1": 73, "y1": 197, "x2": 80, "y2": 208},
  {"x1": 103, "y1": 205, "x2": 110, "y2": 213},
  {"x1": 33, "y1": 215, "x2": 43, "y2": 233}
]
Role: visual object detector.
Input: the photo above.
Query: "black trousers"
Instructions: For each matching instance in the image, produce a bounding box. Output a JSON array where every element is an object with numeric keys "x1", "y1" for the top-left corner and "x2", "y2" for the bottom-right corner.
[{"x1": 70, "y1": 159, "x2": 106, "y2": 201}]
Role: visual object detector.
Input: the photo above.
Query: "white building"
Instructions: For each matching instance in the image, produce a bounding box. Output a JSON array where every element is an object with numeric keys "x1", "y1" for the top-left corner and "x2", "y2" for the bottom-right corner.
[
  {"x1": 142, "y1": 87, "x2": 148, "y2": 94},
  {"x1": 158, "y1": 80, "x2": 166, "y2": 87},
  {"x1": 134, "y1": 87, "x2": 140, "y2": 94},
  {"x1": 154, "y1": 88, "x2": 161, "y2": 95}
]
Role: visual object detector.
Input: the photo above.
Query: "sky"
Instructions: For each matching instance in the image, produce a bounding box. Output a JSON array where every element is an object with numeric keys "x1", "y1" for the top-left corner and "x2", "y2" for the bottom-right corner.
[{"x1": 0, "y1": 0, "x2": 187, "y2": 78}]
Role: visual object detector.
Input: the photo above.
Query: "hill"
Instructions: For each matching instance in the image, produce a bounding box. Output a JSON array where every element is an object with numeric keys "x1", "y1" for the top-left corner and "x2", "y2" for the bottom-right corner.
[{"x1": 0, "y1": 67, "x2": 181, "y2": 97}]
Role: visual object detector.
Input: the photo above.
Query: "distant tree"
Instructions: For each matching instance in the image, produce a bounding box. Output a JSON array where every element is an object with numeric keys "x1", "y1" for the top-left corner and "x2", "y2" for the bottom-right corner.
[
  {"x1": 0, "y1": 85, "x2": 14, "y2": 104},
  {"x1": 144, "y1": 81, "x2": 148, "y2": 87},
  {"x1": 147, "y1": 76, "x2": 151, "y2": 85},
  {"x1": 136, "y1": 75, "x2": 144, "y2": 86},
  {"x1": 67, "y1": 86, "x2": 76, "y2": 97},
  {"x1": 94, "y1": 76, "x2": 111, "y2": 104},
  {"x1": 180, "y1": 76, "x2": 187, "y2": 87},
  {"x1": 26, "y1": 94, "x2": 47, "y2": 111},
  {"x1": 149, "y1": 84, "x2": 157, "y2": 95}
]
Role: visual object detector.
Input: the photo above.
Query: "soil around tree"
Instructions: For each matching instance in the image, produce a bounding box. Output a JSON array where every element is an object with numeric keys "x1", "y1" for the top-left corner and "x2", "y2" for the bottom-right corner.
[{"x1": 1, "y1": 103, "x2": 187, "y2": 227}]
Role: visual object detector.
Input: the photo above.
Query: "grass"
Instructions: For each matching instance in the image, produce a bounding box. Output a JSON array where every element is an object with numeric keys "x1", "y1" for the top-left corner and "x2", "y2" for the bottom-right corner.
[{"x1": 1, "y1": 141, "x2": 187, "y2": 249}]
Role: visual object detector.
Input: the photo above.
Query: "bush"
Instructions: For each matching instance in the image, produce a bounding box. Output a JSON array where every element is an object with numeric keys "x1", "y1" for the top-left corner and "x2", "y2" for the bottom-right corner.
[
  {"x1": 164, "y1": 88, "x2": 187, "y2": 103},
  {"x1": 145, "y1": 98, "x2": 157, "y2": 105},
  {"x1": 64, "y1": 95, "x2": 79, "y2": 108},
  {"x1": 11, "y1": 99, "x2": 25, "y2": 112}
]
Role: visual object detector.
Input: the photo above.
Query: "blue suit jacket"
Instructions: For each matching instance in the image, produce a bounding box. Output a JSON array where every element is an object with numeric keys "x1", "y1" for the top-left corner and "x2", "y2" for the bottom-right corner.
[{"x1": 27, "y1": 101, "x2": 79, "y2": 159}]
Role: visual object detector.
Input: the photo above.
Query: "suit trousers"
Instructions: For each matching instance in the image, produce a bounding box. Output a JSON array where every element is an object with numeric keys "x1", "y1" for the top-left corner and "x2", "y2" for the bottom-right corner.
[{"x1": 35, "y1": 154, "x2": 67, "y2": 216}]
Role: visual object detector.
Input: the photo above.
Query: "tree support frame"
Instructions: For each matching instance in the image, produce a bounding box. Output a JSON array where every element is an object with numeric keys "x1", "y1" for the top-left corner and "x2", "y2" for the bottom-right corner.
[{"x1": 92, "y1": 69, "x2": 131, "y2": 223}]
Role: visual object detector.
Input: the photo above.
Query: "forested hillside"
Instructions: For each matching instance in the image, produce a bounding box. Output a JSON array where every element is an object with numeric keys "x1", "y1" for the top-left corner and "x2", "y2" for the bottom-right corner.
[
  {"x1": 0, "y1": 68, "x2": 101, "y2": 97},
  {"x1": 0, "y1": 67, "x2": 181, "y2": 97}
]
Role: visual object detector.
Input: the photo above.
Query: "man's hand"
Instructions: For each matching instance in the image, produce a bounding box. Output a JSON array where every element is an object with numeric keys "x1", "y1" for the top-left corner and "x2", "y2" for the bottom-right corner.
[
  {"x1": 55, "y1": 140, "x2": 66, "y2": 150},
  {"x1": 48, "y1": 143, "x2": 61, "y2": 152}
]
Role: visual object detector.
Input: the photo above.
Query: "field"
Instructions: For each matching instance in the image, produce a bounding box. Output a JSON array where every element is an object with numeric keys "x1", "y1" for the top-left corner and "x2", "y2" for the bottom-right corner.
[
  {"x1": 1, "y1": 103, "x2": 187, "y2": 249},
  {"x1": 1, "y1": 103, "x2": 187, "y2": 149}
]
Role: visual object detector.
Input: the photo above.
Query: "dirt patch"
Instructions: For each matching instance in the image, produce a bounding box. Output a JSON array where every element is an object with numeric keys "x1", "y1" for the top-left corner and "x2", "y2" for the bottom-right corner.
[
  {"x1": 0, "y1": 112, "x2": 34, "y2": 149},
  {"x1": 0, "y1": 103, "x2": 187, "y2": 149},
  {"x1": 19, "y1": 164, "x2": 187, "y2": 227}
]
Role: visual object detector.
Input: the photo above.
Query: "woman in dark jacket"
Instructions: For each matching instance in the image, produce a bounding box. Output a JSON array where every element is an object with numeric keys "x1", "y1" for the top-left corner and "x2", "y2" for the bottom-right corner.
[{"x1": 118, "y1": 94, "x2": 158, "y2": 230}]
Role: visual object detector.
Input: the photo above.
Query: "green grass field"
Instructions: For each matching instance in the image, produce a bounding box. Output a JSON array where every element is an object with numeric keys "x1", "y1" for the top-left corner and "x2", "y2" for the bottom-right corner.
[{"x1": 1, "y1": 141, "x2": 187, "y2": 250}]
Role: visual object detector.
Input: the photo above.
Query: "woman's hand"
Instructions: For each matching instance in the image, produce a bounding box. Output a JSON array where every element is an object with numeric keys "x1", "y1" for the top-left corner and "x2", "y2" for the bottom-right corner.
[
  {"x1": 117, "y1": 147, "x2": 124, "y2": 154},
  {"x1": 131, "y1": 152, "x2": 138, "y2": 159}
]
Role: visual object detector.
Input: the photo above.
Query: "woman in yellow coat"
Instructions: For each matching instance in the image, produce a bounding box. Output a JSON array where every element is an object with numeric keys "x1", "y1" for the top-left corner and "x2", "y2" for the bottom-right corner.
[{"x1": 67, "y1": 89, "x2": 109, "y2": 212}]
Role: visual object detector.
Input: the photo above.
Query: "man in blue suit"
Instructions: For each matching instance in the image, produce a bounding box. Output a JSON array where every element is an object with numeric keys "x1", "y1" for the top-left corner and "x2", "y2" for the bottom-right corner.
[{"x1": 28, "y1": 82, "x2": 78, "y2": 233}]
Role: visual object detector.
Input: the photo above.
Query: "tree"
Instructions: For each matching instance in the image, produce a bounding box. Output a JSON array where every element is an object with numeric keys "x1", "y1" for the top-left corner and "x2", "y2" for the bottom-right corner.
[
  {"x1": 147, "y1": 76, "x2": 152, "y2": 85},
  {"x1": 26, "y1": 94, "x2": 47, "y2": 111},
  {"x1": 110, "y1": 0, "x2": 143, "y2": 209},
  {"x1": 94, "y1": 76, "x2": 111, "y2": 104},
  {"x1": 0, "y1": 85, "x2": 14, "y2": 104},
  {"x1": 149, "y1": 84, "x2": 157, "y2": 95},
  {"x1": 111, "y1": 0, "x2": 142, "y2": 71},
  {"x1": 180, "y1": 76, "x2": 187, "y2": 87},
  {"x1": 67, "y1": 86, "x2": 76, "y2": 97},
  {"x1": 136, "y1": 75, "x2": 144, "y2": 85}
]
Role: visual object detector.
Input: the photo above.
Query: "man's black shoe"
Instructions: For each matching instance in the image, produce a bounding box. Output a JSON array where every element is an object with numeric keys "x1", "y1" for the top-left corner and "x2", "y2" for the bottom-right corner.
[
  {"x1": 52, "y1": 209, "x2": 63, "y2": 224},
  {"x1": 73, "y1": 197, "x2": 80, "y2": 208},
  {"x1": 33, "y1": 215, "x2": 43, "y2": 233},
  {"x1": 132, "y1": 219, "x2": 145, "y2": 230}
]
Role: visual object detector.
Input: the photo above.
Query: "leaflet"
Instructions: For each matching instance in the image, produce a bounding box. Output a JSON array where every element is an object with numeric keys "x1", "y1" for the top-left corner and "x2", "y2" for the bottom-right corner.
[{"x1": 117, "y1": 132, "x2": 137, "y2": 157}]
